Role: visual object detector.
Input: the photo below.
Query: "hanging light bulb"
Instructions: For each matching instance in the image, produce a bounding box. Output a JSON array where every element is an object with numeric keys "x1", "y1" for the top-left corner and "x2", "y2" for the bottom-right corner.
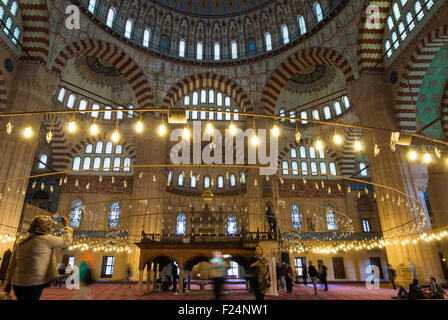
[
  {"x1": 6, "y1": 122, "x2": 13, "y2": 135},
  {"x1": 229, "y1": 122, "x2": 237, "y2": 136},
  {"x1": 135, "y1": 119, "x2": 144, "y2": 133},
  {"x1": 374, "y1": 144, "x2": 380, "y2": 157},
  {"x1": 111, "y1": 130, "x2": 120, "y2": 143},
  {"x1": 295, "y1": 130, "x2": 301, "y2": 143},
  {"x1": 354, "y1": 140, "x2": 363, "y2": 152},
  {"x1": 23, "y1": 126, "x2": 33, "y2": 139},
  {"x1": 423, "y1": 152, "x2": 432, "y2": 164},
  {"x1": 408, "y1": 150, "x2": 417, "y2": 161},
  {"x1": 46, "y1": 131, "x2": 53, "y2": 143},
  {"x1": 90, "y1": 122, "x2": 99, "y2": 136},
  {"x1": 315, "y1": 138, "x2": 324, "y2": 151},
  {"x1": 333, "y1": 133, "x2": 343, "y2": 145},
  {"x1": 435, "y1": 147, "x2": 441, "y2": 159},
  {"x1": 158, "y1": 118, "x2": 167, "y2": 136},
  {"x1": 251, "y1": 134, "x2": 259, "y2": 146},
  {"x1": 183, "y1": 126, "x2": 190, "y2": 139},
  {"x1": 68, "y1": 120, "x2": 77, "y2": 133},
  {"x1": 272, "y1": 124, "x2": 280, "y2": 137},
  {"x1": 206, "y1": 122, "x2": 214, "y2": 135}
]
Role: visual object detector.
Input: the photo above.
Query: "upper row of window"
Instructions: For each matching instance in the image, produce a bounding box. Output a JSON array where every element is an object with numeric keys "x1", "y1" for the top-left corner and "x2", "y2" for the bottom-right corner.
[{"x1": 0, "y1": 0, "x2": 20, "y2": 46}]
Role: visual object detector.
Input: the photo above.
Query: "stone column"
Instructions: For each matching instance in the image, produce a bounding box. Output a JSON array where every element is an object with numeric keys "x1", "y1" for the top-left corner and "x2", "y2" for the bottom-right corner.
[
  {"x1": 178, "y1": 267, "x2": 184, "y2": 295},
  {"x1": 348, "y1": 73, "x2": 443, "y2": 284},
  {"x1": 146, "y1": 263, "x2": 151, "y2": 294},
  {"x1": 149, "y1": 262, "x2": 154, "y2": 292},
  {"x1": 0, "y1": 63, "x2": 58, "y2": 255},
  {"x1": 137, "y1": 269, "x2": 144, "y2": 296}
]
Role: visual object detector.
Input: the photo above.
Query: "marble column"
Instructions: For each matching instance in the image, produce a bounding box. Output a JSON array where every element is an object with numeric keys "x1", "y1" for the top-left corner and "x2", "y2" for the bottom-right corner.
[
  {"x1": 348, "y1": 73, "x2": 443, "y2": 284},
  {"x1": 137, "y1": 269, "x2": 144, "y2": 296}
]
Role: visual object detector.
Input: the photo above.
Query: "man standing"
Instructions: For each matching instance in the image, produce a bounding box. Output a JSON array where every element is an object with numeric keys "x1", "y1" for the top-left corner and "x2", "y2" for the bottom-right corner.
[
  {"x1": 387, "y1": 264, "x2": 397, "y2": 290},
  {"x1": 171, "y1": 262, "x2": 178, "y2": 293},
  {"x1": 308, "y1": 261, "x2": 319, "y2": 296},
  {"x1": 318, "y1": 261, "x2": 328, "y2": 291}
]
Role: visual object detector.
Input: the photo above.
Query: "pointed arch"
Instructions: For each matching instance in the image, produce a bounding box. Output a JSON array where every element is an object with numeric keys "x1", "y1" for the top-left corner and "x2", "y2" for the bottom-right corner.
[
  {"x1": 162, "y1": 72, "x2": 252, "y2": 112},
  {"x1": 260, "y1": 47, "x2": 355, "y2": 115},
  {"x1": 0, "y1": 69, "x2": 6, "y2": 112},
  {"x1": 51, "y1": 39, "x2": 153, "y2": 108},
  {"x1": 42, "y1": 114, "x2": 68, "y2": 171}
]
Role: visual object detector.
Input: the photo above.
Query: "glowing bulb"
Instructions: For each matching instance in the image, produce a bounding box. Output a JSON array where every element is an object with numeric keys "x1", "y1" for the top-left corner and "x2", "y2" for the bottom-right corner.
[
  {"x1": 135, "y1": 120, "x2": 143, "y2": 133},
  {"x1": 408, "y1": 150, "x2": 417, "y2": 161},
  {"x1": 90, "y1": 123, "x2": 99, "y2": 135},
  {"x1": 68, "y1": 121, "x2": 77, "y2": 133},
  {"x1": 23, "y1": 126, "x2": 33, "y2": 139},
  {"x1": 229, "y1": 123, "x2": 237, "y2": 135},
  {"x1": 315, "y1": 139, "x2": 324, "y2": 151},
  {"x1": 6, "y1": 122, "x2": 13, "y2": 135},
  {"x1": 272, "y1": 124, "x2": 280, "y2": 137},
  {"x1": 158, "y1": 123, "x2": 167, "y2": 136},
  {"x1": 354, "y1": 140, "x2": 362, "y2": 152},
  {"x1": 206, "y1": 122, "x2": 214, "y2": 135},
  {"x1": 423, "y1": 152, "x2": 432, "y2": 163},
  {"x1": 333, "y1": 134, "x2": 342, "y2": 145},
  {"x1": 111, "y1": 130, "x2": 120, "y2": 143},
  {"x1": 251, "y1": 134, "x2": 259, "y2": 146},
  {"x1": 46, "y1": 131, "x2": 53, "y2": 143},
  {"x1": 183, "y1": 127, "x2": 190, "y2": 139}
]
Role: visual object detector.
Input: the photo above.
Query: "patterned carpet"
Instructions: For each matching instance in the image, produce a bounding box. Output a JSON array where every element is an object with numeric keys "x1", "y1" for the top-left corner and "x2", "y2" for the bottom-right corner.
[{"x1": 2, "y1": 283, "x2": 400, "y2": 300}]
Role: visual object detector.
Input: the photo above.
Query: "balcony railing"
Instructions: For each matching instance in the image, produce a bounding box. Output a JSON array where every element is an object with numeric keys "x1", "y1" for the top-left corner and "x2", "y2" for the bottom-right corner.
[
  {"x1": 140, "y1": 231, "x2": 277, "y2": 243},
  {"x1": 281, "y1": 232, "x2": 383, "y2": 241}
]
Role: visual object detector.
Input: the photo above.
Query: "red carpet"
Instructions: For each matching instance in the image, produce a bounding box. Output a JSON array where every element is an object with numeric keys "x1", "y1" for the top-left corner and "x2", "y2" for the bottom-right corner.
[{"x1": 2, "y1": 283, "x2": 399, "y2": 300}]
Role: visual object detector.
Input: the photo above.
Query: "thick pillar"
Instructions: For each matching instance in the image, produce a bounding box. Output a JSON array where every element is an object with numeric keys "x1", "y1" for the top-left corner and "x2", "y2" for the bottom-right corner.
[
  {"x1": 0, "y1": 63, "x2": 58, "y2": 255},
  {"x1": 179, "y1": 268, "x2": 184, "y2": 295},
  {"x1": 348, "y1": 73, "x2": 443, "y2": 284},
  {"x1": 152, "y1": 264, "x2": 157, "y2": 292},
  {"x1": 146, "y1": 264, "x2": 151, "y2": 294},
  {"x1": 137, "y1": 269, "x2": 144, "y2": 296}
]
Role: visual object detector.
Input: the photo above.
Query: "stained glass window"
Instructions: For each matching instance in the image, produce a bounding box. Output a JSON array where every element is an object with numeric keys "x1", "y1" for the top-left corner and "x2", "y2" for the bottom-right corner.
[
  {"x1": 70, "y1": 200, "x2": 83, "y2": 228},
  {"x1": 291, "y1": 148, "x2": 297, "y2": 158},
  {"x1": 214, "y1": 42, "x2": 220, "y2": 60},
  {"x1": 108, "y1": 201, "x2": 120, "y2": 228},
  {"x1": 227, "y1": 215, "x2": 237, "y2": 235},
  {"x1": 106, "y1": 8, "x2": 115, "y2": 28},
  {"x1": 298, "y1": 16, "x2": 307, "y2": 35},
  {"x1": 143, "y1": 29, "x2": 151, "y2": 47},
  {"x1": 123, "y1": 157, "x2": 131, "y2": 172},
  {"x1": 176, "y1": 214, "x2": 186, "y2": 235},
  {"x1": 58, "y1": 88, "x2": 66, "y2": 102},
  {"x1": 178, "y1": 173, "x2": 184, "y2": 186},
  {"x1": 329, "y1": 162, "x2": 337, "y2": 175},
  {"x1": 281, "y1": 25, "x2": 289, "y2": 44},
  {"x1": 38, "y1": 154, "x2": 47, "y2": 169},
  {"x1": 323, "y1": 106, "x2": 331, "y2": 119},
  {"x1": 197, "y1": 42, "x2": 203, "y2": 60},
  {"x1": 204, "y1": 176, "x2": 211, "y2": 188},
  {"x1": 72, "y1": 156, "x2": 81, "y2": 171},
  {"x1": 414, "y1": 1, "x2": 424, "y2": 21},
  {"x1": 359, "y1": 162, "x2": 368, "y2": 176},
  {"x1": 218, "y1": 176, "x2": 224, "y2": 188},
  {"x1": 79, "y1": 100, "x2": 87, "y2": 114},
  {"x1": 320, "y1": 162, "x2": 327, "y2": 174},
  {"x1": 334, "y1": 101, "x2": 342, "y2": 115},
  {"x1": 291, "y1": 204, "x2": 302, "y2": 230},
  {"x1": 292, "y1": 161, "x2": 299, "y2": 175},
  {"x1": 113, "y1": 157, "x2": 121, "y2": 171},
  {"x1": 314, "y1": 2, "x2": 323, "y2": 22},
  {"x1": 301, "y1": 162, "x2": 308, "y2": 175},
  {"x1": 265, "y1": 32, "x2": 272, "y2": 51},
  {"x1": 231, "y1": 41, "x2": 238, "y2": 59},
  {"x1": 83, "y1": 157, "x2": 91, "y2": 170},
  {"x1": 230, "y1": 174, "x2": 236, "y2": 187},
  {"x1": 393, "y1": 2, "x2": 401, "y2": 21},
  {"x1": 326, "y1": 205, "x2": 338, "y2": 230},
  {"x1": 282, "y1": 161, "x2": 289, "y2": 175},
  {"x1": 191, "y1": 175, "x2": 197, "y2": 188},
  {"x1": 125, "y1": 20, "x2": 133, "y2": 39},
  {"x1": 406, "y1": 12, "x2": 415, "y2": 31}
]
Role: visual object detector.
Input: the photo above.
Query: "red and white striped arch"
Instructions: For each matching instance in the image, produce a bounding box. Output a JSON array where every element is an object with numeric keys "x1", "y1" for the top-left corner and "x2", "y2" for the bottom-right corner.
[
  {"x1": 42, "y1": 115, "x2": 69, "y2": 171},
  {"x1": 162, "y1": 72, "x2": 253, "y2": 113},
  {"x1": 395, "y1": 25, "x2": 448, "y2": 132},
  {"x1": 19, "y1": 0, "x2": 50, "y2": 64},
  {"x1": 51, "y1": 39, "x2": 153, "y2": 108},
  {"x1": 357, "y1": 0, "x2": 391, "y2": 74},
  {"x1": 0, "y1": 69, "x2": 7, "y2": 112},
  {"x1": 260, "y1": 47, "x2": 355, "y2": 115},
  {"x1": 341, "y1": 126, "x2": 364, "y2": 177}
]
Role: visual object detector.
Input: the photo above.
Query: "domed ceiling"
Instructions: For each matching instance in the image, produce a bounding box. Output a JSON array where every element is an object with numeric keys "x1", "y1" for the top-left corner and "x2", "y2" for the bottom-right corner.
[{"x1": 151, "y1": 0, "x2": 274, "y2": 16}]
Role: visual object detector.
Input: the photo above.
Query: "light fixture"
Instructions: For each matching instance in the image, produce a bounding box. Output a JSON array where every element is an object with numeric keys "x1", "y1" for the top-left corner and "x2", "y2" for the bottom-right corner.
[
  {"x1": 333, "y1": 133, "x2": 343, "y2": 145},
  {"x1": 135, "y1": 118, "x2": 144, "y2": 133},
  {"x1": 90, "y1": 120, "x2": 99, "y2": 136},
  {"x1": 423, "y1": 152, "x2": 432, "y2": 164},
  {"x1": 183, "y1": 126, "x2": 190, "y2": 139},
  {"x1": 354, "y1": 140, "x2": 363, "y2": 152},
  {"x1": 229, "y1": 122, "x2": 237, "y2": 136},
  {"x1": 23, "y1": 126, "x2": 33, "y2": 139},
  {"x1": 111, "y1": 130, "x2": 120, "y2": 143},
  {"x1": 68, "y1": 120, "x2": 77, "y2": 133},
  {"x1": 408, "y1": 150, "x2": 417, "y2": 161},
  {"x1": 272, "y1": 124, "x2": 280, "y2": 137},
  {"x1": 251, "y1": 134, "x2": 259, "y2": 146},
  {"x1": 46, "y1": 131, "x2": 53, "y2": 143},
  {"x1": 206, "y1": 122, "x2": 214, "y2": 135},
  {"x1": 158, "y1": 118, "x2": 167, "y2": 136},
  {"x1": 315, "y1": 138, "x2": 324, "y2": 151},
  {"x1": 6, "y1": 121, "x2": 12, "y2": 135}
]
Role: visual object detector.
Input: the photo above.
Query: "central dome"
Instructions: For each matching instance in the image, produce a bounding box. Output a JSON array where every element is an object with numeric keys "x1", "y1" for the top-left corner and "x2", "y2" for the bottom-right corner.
[{"x1": 151, "y1": 0, "x2": 274, "y2": 16}]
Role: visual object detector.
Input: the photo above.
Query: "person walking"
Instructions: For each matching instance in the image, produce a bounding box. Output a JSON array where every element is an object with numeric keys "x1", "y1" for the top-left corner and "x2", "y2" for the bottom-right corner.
[
  {"x1": 0, "y1": 249, "x2": 12, "y2": 285},
  {"x1": 171, "y1": 261, "x2": 178, "y2": 293},
  {"x1": 2, "y1": 216, "x2": 73, "y2": 301},
  {"x1": 125, "y1": 264, "x2": 132, "y2": 288},
  {"x1": 209, "y1": 251, "x2": 226, "y2": 300},
  {"x1": 285, "y1": 263, "x2": 293, "y2": 294},
  {"x1": 77, "y1": 255, "x2": 95, "y2": 300},
  {"x1": 247, "y1": 246, "x2": 270, "y2": 301},
  {"x1": 308, "y1": 261, "x2": 319, "y2": 295},
  {"x1": 387, "y1": 264, "x2": 397, "y2": 290},
  {"x1": 302, "y1": 263, "x2": 308, "y2": 287},
  {"x1": 318, "y1": 261, "x2": 328, "y2": 291}
]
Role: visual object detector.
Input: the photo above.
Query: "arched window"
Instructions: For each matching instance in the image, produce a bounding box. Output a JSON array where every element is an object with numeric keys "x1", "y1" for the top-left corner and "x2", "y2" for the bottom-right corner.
[
  {"x1": 312, "y1": 110, "x2": 320, "y2": 120},
  {"x1": 385, "y1": 40, "x2": 392, "y2": 58},
  {"x1": 204, "y1": 176, "x2": 211, "y2": 188},
  {"x1": 200, "y1": 108, "x2": 207, "y2": 120},
  {"x1": 225, "y1": 97, "x2": 231, "y2": 107},
  {"x1": 176, "y1": 214, "x2": 186, "y2": 235},
  {"x1": 231, "y1": 41, "x2": 238, "y2": 59},
  {"x1": 66, "y1": 94, "x2": 76, "y2": 109},
  {"x1": 298, "y1": 16, "x2": 307, "y2": 35},
  {"x1": 264, "y1": 32, "x2": 272, "y2": 51},
  {"x1": 104, "y1": 106, "x2": 112, "y2": 120},
  {"x1": 197, "y1": 42, "x2": 203, "y2": 60},
  {"x1": 299, "y1": 146, "x2": 307, "y2": 158},
  {"x1": 279, "y1": 109, "x2": 286, "y2": 122},
  {"x1": 117, "y1": 106, "x2": 123, "y2": 120},
  {"x1": 93, "y1": 157, "x2": 101, "y2": 171},
  {"x1": 208, "y1": 109, "x2": 214, "y2": 120},
  {"x1": 217, "y1": 176, "x2": 224, "y2": 188},
  {"x1": 108, "y1": 201, "x2": 120, "y2": 228},
  {"x1": 310, "y1": 161, "x2": 318, "y2": 175},
  {"x1": 426, "y1": 0, "x2": 434, "y2": 10},
  {"x1": 248, "y1": 39, "x2": 255, "y2": 56},
  {"x1": 234, "y1": 108, "x2": 240, "y2": 121},
  {"x1": 208, "y1": 90, "x2": 215, "y2": 103},
  {"x1": 323, "y1": 106, "x2": 331, "y2": 119},
  {"x1": 329, "y1": 162, "x2": 337, "y2": 175},
  {"x1": 72, "y1": 156, "x2": 81, "y2": 171},
  {"x1": 179, "y1": 39, "x2": 186, "y2": 57},
  {"x1": 333, "y1": 101, "x2": 342, "y2": 115},
  {"x1": 300, "y1": 111, "x2": 308, "y2": 124},
  {"x1": 103, "y1": 157, "x2": 111, "y2": 171},
  {"x1": 83, "y1": 157, "x2": 91, "y2": 170},
  {"x1": 88, "y1": 0, "x2": 96, "y2": 13},
  {"x1": 95, "y1": 141, "x2": 103, "y2": 154},
  {"x1": 123, "y1": 157, "x2": 131, "y2": 172},
  {"x1": 115, "y1": 145, "x2": 122, "y2": 154},
  {"x1": 320, "y1": 162, "x2": 327, "y2": 174},
  {"x1": 225, "y1": 108, "x2": 231, "y2": 121},
  {"x1": 392, "y1": 2, "x2": 401, "y2": 21},
  {"x1": 11, "y1": 26, "x2": 19, "y2": 45},
  {"x1": 342, "y1": 96, "x2": 350, "y2": 108},
  {"x1": 282, "y1": 161, "x2": 289, "y2": 175},
  {"x1": 319, "y1": 149, "x2": 325, "y2": 159},
  {"x1": 79, "y1": 99, "x2": 87, "y2": 114},
  {"x1": 227, "y1": 215, "x2": 237, "y2": 235},
  {"x1": 281, "y1": 25, "x2": 289, "y2": 44},
  {"x1": 190, "y1": 175, "x2": 197, "y2": 188},
  {"x1": 291, "y1": 161, "x2": 299, "y2": 175},
  {"x1": 178, "y1": 173, "x2": 184, "y2": 186},
  {"x1": 57, "y1": 88, "x2": 66, "y2": 102},
  {"x1": 192, "y1": 92, "x2": 199, "y2": 105},
  {"x1": 400, "y1": 0, "x2": 408, "y2": 6},
  {"x1": 414, "y1": 1, "x2": 424, "y2": 21},
  {"x1": 309, "y1": 147, "x2": 316, "y2": 158},
  {"x1": 192, "y1": 109, "x2": 198, "y2": 120},
  {"x1": 106, "y1": 8, "x2": 115, "y2": 28},
  {"x1": 301, "y1": 162, "x2": 308, "y2": 175},
  {"x1": 326, "y1": 204, "x2": 338, "y2": 230},
  {"x1": 241, "y1": 172, "x2": 246, "y2": 184},
  {"x1": 406, "y1": 12, "x2": 415, "y2": 31},
  {"x1": 392, "y1": 32, "x2": 399, "y2": 50},
  {"x1": 91, "y1": 104, "x2": 100, "y2": 118},
  {"x1": 38, "y1": 154, "x2": 47, "y2": 169},
  {"x1": 290, "y1": 111, "x2": 296, "y2": 123},
  {"x1": 217, "y1": 93, "x2": 223, "y2": 106},
  {"x1": 314, "y1": 2, "x2": 323, "y2": 22},
  {"x1": 230, "y1": 174, "x2": 236, "y2": 187},
  {"x1": 291, "y1": 204, "x2": 302, "y2": 230},
  {"x1": 387, "y1": 16, "x2": 394, "y2": 30},
  {"x1": 113, "y1": 157, "x2": 121, "y2": 171},
  {"x1": 85, "y1": 144, "x2": 93, "y2": 154},
  {"x1": 128, "y1": 105, "x2": 134, "y2": 118},
  {"x1": 398, "y1": 22, "x2": 407, "y2": 41},
  {"x1": 291, "y1": 148, "x2": 297, "y2": 158},
  {"x1": 70, "y1": 200, "x2": 83, "y2": 228},
  {"x1": 359, "y1": 162, "x2": 368, "y2": 176},
  {"x1": 160, "y1": 36, "x2": 168, "y2": 52},
  {"x1": 10, "y1": 1, "x2": 18, "y2": 17},
  {"x1": 200, "y1": 90, "x2": 207, "y2": 104},
  {"x1": 168, "y1": 170, "x2": 173, "y2": 182},
  {"x1": 0, "y1": 7, "x2": 4, "y2": 21},
  {"x1": 214, "y1": 42, "x2": 220, "y2": 60},
  {"x1": 124, "y1": 20, "x2": 133, "y2": 39},
  {"x1": 143, "y1": 28, "x2": 151, "y2": 47}
]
